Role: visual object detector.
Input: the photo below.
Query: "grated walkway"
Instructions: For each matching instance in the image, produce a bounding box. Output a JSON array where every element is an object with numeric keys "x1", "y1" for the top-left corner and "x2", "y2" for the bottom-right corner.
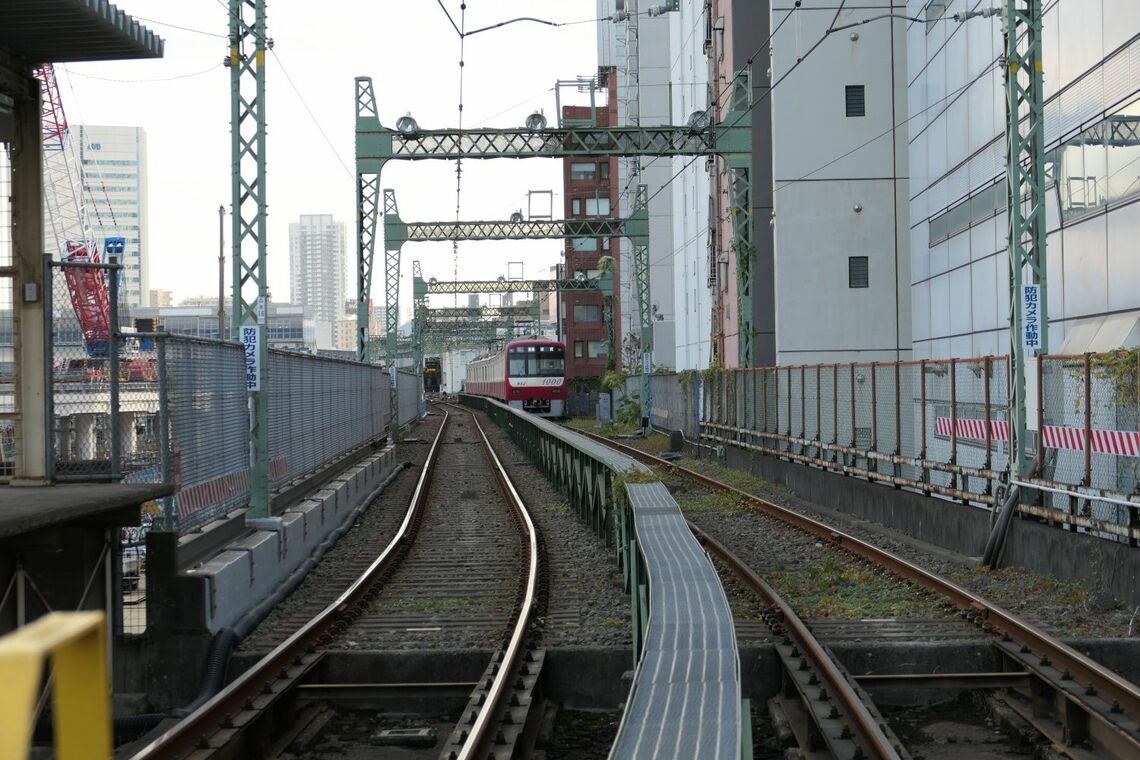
[{"x1": 610, "y1": 481, "x2": 741, "y2": 760}]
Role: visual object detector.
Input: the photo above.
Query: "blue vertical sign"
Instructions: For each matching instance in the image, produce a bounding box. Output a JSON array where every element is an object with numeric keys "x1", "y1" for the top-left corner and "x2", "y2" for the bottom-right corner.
[
  {"x1": 1022, "y1": 284, "x2": 1041, "y2": 354},
  {"x1": 242, "y1": 325, "x2": 261, "y2": 391}
]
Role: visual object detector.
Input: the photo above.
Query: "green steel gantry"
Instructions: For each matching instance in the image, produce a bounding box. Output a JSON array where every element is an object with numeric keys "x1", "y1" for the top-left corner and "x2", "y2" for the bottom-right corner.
[
  {"x1": 1003, "y1": 0, "x2": 1047, "y2": 478},
  {"x1": 227, "y1": 0, "x2": 269, "y2": 519},
  {"x1": 355, "y1": 73, "x2": 753, "y2": 426}
]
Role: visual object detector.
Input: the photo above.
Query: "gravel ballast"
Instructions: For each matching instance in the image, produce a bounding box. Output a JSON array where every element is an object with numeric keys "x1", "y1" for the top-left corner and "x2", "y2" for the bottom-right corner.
[{"x1": 476, "y1": 409, "x2": 632, "y2": 649}]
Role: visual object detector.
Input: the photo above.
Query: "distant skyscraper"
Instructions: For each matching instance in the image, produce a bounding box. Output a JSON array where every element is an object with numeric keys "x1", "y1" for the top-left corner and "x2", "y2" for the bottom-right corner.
[
  {"x1": 288, "y1": 214, "x2": 346, "y2": 349},
  {"x1": 77, "y1": 125, "x2": 149, "y2": 310}
]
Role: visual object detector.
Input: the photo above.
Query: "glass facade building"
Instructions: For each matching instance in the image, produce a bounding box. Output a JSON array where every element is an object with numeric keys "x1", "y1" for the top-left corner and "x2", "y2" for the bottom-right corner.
[
  {"x1": 77, "y1": 125, "x2": 148, "y2": 311},
  {"x1": 907, "y1": 1, "x2": 1140, "y2": 359}
]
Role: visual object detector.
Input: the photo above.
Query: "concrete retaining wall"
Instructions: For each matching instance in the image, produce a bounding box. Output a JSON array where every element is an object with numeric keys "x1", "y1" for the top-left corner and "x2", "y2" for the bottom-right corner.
[
  {"x1": 712, "y1": 444, "x2": 1140, "y2": 608},
  {"x1": 185, "y1": 446, "x2": 399, "y2": 632}
]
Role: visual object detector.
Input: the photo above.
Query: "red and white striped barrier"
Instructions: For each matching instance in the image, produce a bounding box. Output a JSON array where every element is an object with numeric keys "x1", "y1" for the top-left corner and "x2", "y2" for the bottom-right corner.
[
  {"x1": 176, "y1": 456, "x2": 291, "y2": 520},
  {"x1": 936, "y1": 417, "x2": 1140, "y2": 457}
]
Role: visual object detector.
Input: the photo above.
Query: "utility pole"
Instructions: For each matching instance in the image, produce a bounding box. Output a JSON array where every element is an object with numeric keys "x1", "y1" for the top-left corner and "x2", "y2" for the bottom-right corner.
[{"x1": 217, "y1": 205, "x2": 225, "y2": 336}]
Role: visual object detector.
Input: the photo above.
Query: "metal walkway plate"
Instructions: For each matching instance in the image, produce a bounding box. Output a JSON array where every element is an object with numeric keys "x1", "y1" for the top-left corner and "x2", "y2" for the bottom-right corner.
[{"x1": 611, "y1": 482, "x2": 741, "y2": 759}]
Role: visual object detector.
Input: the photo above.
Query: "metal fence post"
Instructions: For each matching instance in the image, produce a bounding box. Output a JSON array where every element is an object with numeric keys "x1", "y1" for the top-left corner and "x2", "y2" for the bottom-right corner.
[
  {"x1": 832, "y1": 364, "x2": 839, "y2": 455},
  {"x1": 849, "y1": 364, "x2": 856, "y2": 449},
  {"x1": 984, "y1": 357, "x2": 993, "y2": 477},
  {"x1": 816, "y1": 364, "x2": 822, "y2": 452},
  {"x1": 43, "y1": 255, "x2": 55, "y2": 481},
  {"x1": 920, "y1": 359, "x2": 928, "y2": 462},
  {"x1": 800, "y1": 365, "x2": 806, "y2": 440},
  {"x1": 1083, "y1": 352, "x2": 1092, "y2": 487},
  {"x1": 894, "y1": 362, "x2": 901, "y2": 457},
  {"x1": 108, "y1": 257, "x2": 120, "y2": 480},
  {"x1": 785, "y1": 366, "x2": 792, "y2": 438},
  {"x1": 1036, "y1": 354, "x2": 1045, "y2": 477},
  {"x1": 950, "y1": 358, "x2": 958, "y2": 466},
  {"x1": 871, "y1": 362, "x2": 878, "y2": 454},
  {"x1": 157, "y1": 336, "x2": 175, "y2": 530}
]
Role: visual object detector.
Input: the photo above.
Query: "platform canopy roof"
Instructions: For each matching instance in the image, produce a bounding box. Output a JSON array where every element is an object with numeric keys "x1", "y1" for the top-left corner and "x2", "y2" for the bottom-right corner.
[{"x1": 0, "y1": 0, "x2": 164, "y2": 64}]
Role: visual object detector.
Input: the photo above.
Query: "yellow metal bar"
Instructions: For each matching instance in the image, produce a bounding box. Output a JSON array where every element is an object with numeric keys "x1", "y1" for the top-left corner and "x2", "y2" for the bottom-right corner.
[{"x1": 0, "y1": 611, "x2": 111, "y2": 760}]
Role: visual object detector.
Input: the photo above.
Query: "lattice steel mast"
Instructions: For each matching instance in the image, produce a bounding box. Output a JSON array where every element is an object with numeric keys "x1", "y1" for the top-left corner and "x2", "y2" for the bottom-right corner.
[
  {"x1": 227, "y1": 0, "x2": 270, "y2": 518},
  {"x1": 1003, "y1": 0, "x2": 1047, "y2": 477}
]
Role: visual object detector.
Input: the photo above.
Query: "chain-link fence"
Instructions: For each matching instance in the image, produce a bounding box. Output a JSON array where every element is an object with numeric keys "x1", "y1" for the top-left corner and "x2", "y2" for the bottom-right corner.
[
  {"x1": 1037, "y1": 353, "x2": 1140, "y2": 540},
  {"x1": 161, "y1": 336, "x2": 248, "y2": 531},
  {"x1": 396, "y1": 369, "x2": 423, "y2": 428},
  {"x1": 48, "y1": 256, "x2": 126, "y2": 480},
  {"x1": 700, "y1": 358, "x2": 1010, "y2": 506},
  {"x1": 268, "y1": 349, "x2": 388, "y2": 489},
  {"x1": 0, "y1": 271, "x2": 15, "y2": 481}
]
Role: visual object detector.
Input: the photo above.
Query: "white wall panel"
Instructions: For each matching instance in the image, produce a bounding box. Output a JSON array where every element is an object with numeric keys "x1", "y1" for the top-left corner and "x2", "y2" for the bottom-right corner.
[
  {"x1": 1062, "y1": 215, "x2": 1109, "y2": 318},
  {"x1": 1107, "y1": 202, "x2": 1140, "y2": 312}
]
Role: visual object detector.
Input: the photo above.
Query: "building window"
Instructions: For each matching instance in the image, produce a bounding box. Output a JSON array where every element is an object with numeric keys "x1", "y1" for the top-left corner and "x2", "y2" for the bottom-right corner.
[
  {"x1": 571, "y1": 237, "x2": 599, "y2": 252},
  {"x1": 845, "y1": 85, "x2": 865, "y2": 118},
  {"x1": 599, "y1": 162, "x2": 610, "y2": 180},
  {"x1": 574, "y1": 340, "x2": 584, "y2": 358},
  {"x1": 848, "y1": 256, "x2": 869, "y2": 288},
  {"x1": 585, "y1": 197, "x2": 611, "y2": 216},
  {"x1": 570, "y1": 162, "x2": 597, "y2": 181},
  {"x1": 573, "y1": 304, "x2": 600, "y2": 322},
  {"x1": 571, "y1": 198, "x2": 582, "y2": 216},
  {"x1": 587, "y1": 340, "x2": 608, "y2": 358}
]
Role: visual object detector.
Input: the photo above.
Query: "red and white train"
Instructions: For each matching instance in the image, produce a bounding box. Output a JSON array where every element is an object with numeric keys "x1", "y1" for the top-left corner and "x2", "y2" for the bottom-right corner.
[{"x1": 465, "y1": 338, "x2": 566, "y2": 417}]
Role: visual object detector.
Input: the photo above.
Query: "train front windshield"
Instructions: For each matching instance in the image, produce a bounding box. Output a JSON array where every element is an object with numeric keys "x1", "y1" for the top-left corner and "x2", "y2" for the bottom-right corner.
[{"x1": 507, "y1": 345, "x2": 564, "y2": 377}]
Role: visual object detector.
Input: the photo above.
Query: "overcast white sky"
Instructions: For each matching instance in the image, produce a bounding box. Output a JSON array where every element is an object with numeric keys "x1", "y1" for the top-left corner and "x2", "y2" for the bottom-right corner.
[{"x1": 57, "y1": 1, "x2": 600, "y2": 310}]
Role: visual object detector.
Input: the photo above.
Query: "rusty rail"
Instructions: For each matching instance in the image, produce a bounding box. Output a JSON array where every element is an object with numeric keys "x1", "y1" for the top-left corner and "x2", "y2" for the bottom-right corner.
[
  {"x1": 691, "y1": 524, "x2": 902, "y2": 759},
  {"x1": 127, "y1": 408, "x2": 453, "y2": 759},
  {"x1": 579, "y1": 433, "x2": 1140, "y2": 727}
]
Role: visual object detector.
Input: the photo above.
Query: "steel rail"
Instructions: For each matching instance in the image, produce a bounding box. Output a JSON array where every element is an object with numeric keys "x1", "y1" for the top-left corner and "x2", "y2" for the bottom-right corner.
[
  {"x1": 128, "y1": 408, "x2": 452, "y2": 759},
  {"x1": 690, "y1": 523, "x2": 902, "y2": 759},
  {"x1": 449, "y1": 406, "x2": 541, "y2": 760},
  {"x1": 578, "y1": 432, "x2": 1140, "y2": 724}
]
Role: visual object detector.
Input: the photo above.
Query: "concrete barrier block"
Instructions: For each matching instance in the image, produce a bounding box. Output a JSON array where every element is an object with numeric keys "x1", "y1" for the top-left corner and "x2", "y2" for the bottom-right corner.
[
  {"x1": 228, "y1": 530, "x2": 280, "y2": 602},
  {"x1": 186, "y1": 549, "x2": 251, "y2": 631},
  {"x1": 316, "y1": 488, "x2": 339, "y2": 524},
  {"x1": 279, "y1": 512, "x2": 305, "y2": 573},
  {"x1": 285, "y1": 499, "x2": 323, "y2": 553}
]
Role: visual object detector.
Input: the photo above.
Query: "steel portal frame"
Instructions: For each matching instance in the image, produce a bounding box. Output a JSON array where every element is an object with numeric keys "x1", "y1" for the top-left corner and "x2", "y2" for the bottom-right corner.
[{"x1": 355, "y1": 73, "x2": 753, "y2": 425}]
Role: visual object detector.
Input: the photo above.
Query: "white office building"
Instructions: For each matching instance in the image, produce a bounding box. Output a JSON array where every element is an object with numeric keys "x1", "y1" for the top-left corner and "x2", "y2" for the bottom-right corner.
[
  {"x1": 907, "y1": 2, "x2": 1140, "y2": 359},
  {"x1": 770, "y1": 2, "x2": 911, "y2": 364},
  {"x1": 597, "y1": 2, "x2": 681, "y2": 369},
  {"x1": 77, "y1": 125, "x2": 149, "y2": 310},
  {"x1": 288, "y1": 214, "x2": 346, "y2": 350}
]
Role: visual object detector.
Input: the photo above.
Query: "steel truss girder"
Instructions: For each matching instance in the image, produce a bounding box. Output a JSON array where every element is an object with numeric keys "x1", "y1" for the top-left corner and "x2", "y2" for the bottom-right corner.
[
  {"x1": 229, "y1": 0, "x2": 269, "y2": 518},
  {"x1": 384, "y1": 209, "x2": 646, "y2": 250},
  {"x1": 353, "y1": 72, "x2": 752, "y2": 425},
  {"x1": 1005, "y1": 0, "x2": 1047, "y2": 476},
  {"x1": 427, "y1": 305, "x2": 536, "y2": 321},
  {"x1": 413, "y1": 276, "x2": 604, "y2": 297}
]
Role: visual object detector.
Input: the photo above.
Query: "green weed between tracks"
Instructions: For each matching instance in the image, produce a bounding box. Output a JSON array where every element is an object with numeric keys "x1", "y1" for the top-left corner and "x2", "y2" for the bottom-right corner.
[{"x1": 773, "y1": 558, "x2": 945, "y2": 619}]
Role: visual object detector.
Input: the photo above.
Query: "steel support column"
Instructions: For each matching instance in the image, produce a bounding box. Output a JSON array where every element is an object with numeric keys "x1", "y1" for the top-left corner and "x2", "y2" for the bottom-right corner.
[
  {"x1": 227, "y1": 0, "x2": 269, "y2": 518},
  {"x1": 725, "y1": 74, "x2": 754, "y2": 369},
  {"x1": 1004, "y1": 0, "x2": 1047, "y2": 477}
]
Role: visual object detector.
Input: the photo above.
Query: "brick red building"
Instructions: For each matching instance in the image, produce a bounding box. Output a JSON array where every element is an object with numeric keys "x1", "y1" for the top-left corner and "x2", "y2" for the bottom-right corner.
[{"x1": 560, "y1": 67, "x2": 621, "y2": 382}]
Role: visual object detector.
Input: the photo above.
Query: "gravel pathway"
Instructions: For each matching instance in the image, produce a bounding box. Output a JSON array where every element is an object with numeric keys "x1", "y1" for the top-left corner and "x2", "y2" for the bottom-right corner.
[{"x1": 476, "y1": 409, "x2": 632, "y2": 649}]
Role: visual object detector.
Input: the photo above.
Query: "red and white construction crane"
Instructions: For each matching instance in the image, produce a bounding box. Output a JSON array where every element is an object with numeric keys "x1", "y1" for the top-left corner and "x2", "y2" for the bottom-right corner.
[{"x1": 35, "y1": 63, "x2": 113, "y2": 358}]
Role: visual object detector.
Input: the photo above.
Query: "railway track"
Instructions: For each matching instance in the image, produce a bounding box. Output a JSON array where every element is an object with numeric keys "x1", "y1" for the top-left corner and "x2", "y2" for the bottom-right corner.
[
  {"x1": 129, "y1": 405, "x2": 542, "y2": 760},
  {"x1": 580, "y1": 431, "x2": 1140, "y2": 759}
]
